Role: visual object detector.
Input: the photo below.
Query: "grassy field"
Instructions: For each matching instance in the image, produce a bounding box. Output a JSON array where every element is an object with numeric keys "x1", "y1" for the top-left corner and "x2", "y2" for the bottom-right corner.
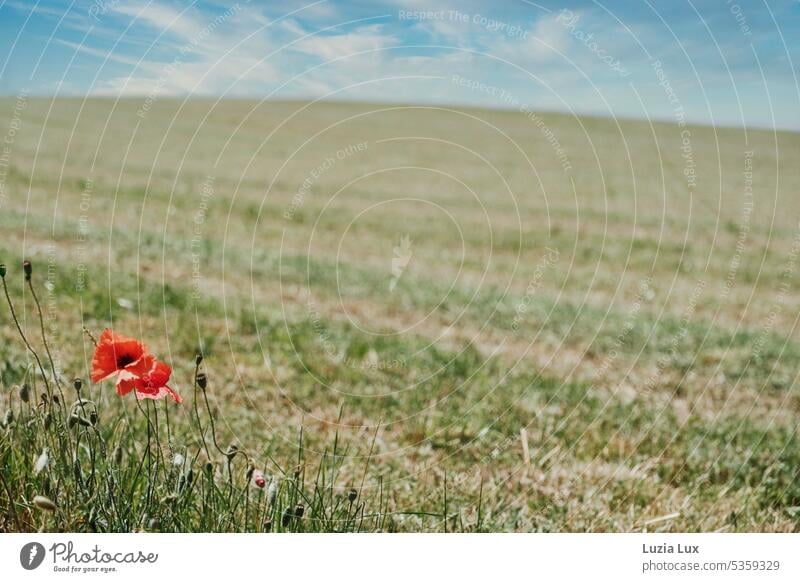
[{"x1": 1, "y1": 97, "x2": 800, "y2": 532}]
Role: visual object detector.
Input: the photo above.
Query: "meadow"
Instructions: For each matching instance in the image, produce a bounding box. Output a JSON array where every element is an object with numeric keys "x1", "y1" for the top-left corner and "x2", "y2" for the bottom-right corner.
[{"x1": 1, "y1": 97, "x2": 799, "y2": 532}]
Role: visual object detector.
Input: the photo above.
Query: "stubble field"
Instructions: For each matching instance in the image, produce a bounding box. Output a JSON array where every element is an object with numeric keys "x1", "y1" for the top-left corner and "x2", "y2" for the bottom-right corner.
[{"x1": 1, "y1": 97, "x2": 800, "y2": 531}]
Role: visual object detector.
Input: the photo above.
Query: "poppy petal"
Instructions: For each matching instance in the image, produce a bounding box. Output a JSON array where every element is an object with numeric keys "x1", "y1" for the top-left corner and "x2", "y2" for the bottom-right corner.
[
  {"x1": 91, "y1": 329, "x2": 147, "y2": 383},
  {"x1": 145, "y1": 360, "x2": 172, "y2": 387},
  {"x1": 135, "y1": 384, "x2": 182, "y2": 404}
]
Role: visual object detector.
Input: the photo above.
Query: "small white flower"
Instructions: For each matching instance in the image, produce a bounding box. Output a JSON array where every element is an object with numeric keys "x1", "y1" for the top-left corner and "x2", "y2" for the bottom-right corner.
[
  {"x1": 34, "y1": 448, "x2": 49, "y2": 475},
  {"x1": 172, "y1": 453, "x2": 185, "y2": 467}
]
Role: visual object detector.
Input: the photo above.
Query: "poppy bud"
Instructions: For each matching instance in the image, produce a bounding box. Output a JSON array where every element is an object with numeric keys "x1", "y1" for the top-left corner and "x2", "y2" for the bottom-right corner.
[
  {"x1": 196, "y1": 372, "x2": 207, "y2": 389},
  {"x1": 89, "y1": 410, "x2": 98, "y2": 426},
  {"x1": 246, "y1": 464, "x2": 254, "y2": 481},
  {"x1": 348, "y1": 488, "x2": 358, "y2": 503},
  {"x1": 73, "y1": 378, "x2": 82, "y2": 394},
  {"x1": 185, "y1": 469, "x2": 194, "y2": 486},
  {"x1": 33, "y1": 495, "x2": 56, "y2": 511},
  {"x1": 252, "y1": 469, "x2": 266, "y2": 489},
  {"x1": 262, "y1": 519, "x2": 272, "y2": 532},
  {"x1": 4, "y1": 409, "x2": 13, "y2": 426},
  {"x1": 23, "y1": 260, "x2": 32, "y2": 281},
  {"x1": 19, "y1": 384, "x2": 30, "y2": 403},
  {"x1": 0, "y1": 263, "x2": 5, "y2": 278},
  {"x1": 294, "y1": 503, "x2": 305, "y2": 519},
  {"x1": 225, "y1": 444, "x2": 238, "y2": 461},
  {"x1": 282, "y1": 508, "x2": 293, "y2": 527},
  {"x1": 195, "y1": 353, "x2": 204, "y2": 366},
  {"x1": 205, "y1": 462, "x2": 213, "y2": 474},
  {"x1": 43, "y1": 413, "x2": 52, "y2": 430}
]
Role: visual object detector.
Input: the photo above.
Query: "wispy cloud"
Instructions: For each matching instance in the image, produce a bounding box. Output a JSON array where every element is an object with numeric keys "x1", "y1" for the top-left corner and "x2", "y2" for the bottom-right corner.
[
  {"x1": 110, "y1": 2, "x2": 206, "y2": 41},
  {"x1": 293, "y1": 24, "x2": 398, "y2": 60},
  {"x1": 1, "y1": 0, "x2": 797, "y2": 128}
]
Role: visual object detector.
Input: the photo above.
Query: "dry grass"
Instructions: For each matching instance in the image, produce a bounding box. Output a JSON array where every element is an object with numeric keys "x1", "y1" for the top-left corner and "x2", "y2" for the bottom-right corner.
[{"x1": 1, "y1": 97, "x2": 799, "y2": 531}]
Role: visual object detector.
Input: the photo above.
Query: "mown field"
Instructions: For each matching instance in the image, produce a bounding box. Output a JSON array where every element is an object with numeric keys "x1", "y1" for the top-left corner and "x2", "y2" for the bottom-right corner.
[{"x1": 1, "y1": 97, "x2": 800, "y2": 531}]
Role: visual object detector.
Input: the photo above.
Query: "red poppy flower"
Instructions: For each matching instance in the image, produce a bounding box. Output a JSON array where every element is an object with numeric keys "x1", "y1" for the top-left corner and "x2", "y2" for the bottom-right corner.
[
  {"x1": 117, "y1": 354, "x2": 182, "y2": 404},
  {"x1": 91, "y1": 329, "x2": 181, "y2": 404},
  {"x1": 91, "y1": 329, "x2": 147, "y2": 383}
]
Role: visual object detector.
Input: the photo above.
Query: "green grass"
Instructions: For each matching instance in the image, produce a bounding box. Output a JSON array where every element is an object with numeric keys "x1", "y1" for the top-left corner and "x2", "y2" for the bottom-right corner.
[{"x1": 1, "y1": 98, "x2": 799, "y2": 532}]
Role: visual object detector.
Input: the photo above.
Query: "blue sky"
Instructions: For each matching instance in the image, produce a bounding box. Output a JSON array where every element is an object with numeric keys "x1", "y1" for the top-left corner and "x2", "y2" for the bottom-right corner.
[{"x1": 1, "y1": 0, "x2": 798, "y2": 129}]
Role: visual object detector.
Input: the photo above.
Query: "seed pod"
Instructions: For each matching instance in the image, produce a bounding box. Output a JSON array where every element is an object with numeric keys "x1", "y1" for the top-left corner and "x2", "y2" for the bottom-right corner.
[
  {"x1": 348, "y1": 488, "x2": 358, "y2": 503},
  {"x1": 196, "y1": 372, "x2": 207, "y2": 390},
  {"x1": 33, "y1": 495, "x2": 56, "y2": 511},
  {"x1": 19, "y1": 384, "x2": 30, "y2": 403},
  {"x1": 73, "y1": 378, "x2": 82, "y2": 394},
  {"x1": 294, "y1": 503, "x2": 305, "y2": 519},
  {"x1": 23, "y1": 260, "x2": 32, "y2": 281}
]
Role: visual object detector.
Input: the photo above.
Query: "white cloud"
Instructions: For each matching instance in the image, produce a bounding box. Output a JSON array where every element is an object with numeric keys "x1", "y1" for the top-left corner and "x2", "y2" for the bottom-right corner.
[
  {"x1": 54, "y1": 38, "x2": 159, "y2": 70},
  {"x1": 82, "y1": 2, "x2": 280, "y2": 96},
  {"x1": 111, "y1": 1, "x2": 205, "y2": 41},
  {"x1": 293, "y1": 25, "x2": 399, "y2": 60}
]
